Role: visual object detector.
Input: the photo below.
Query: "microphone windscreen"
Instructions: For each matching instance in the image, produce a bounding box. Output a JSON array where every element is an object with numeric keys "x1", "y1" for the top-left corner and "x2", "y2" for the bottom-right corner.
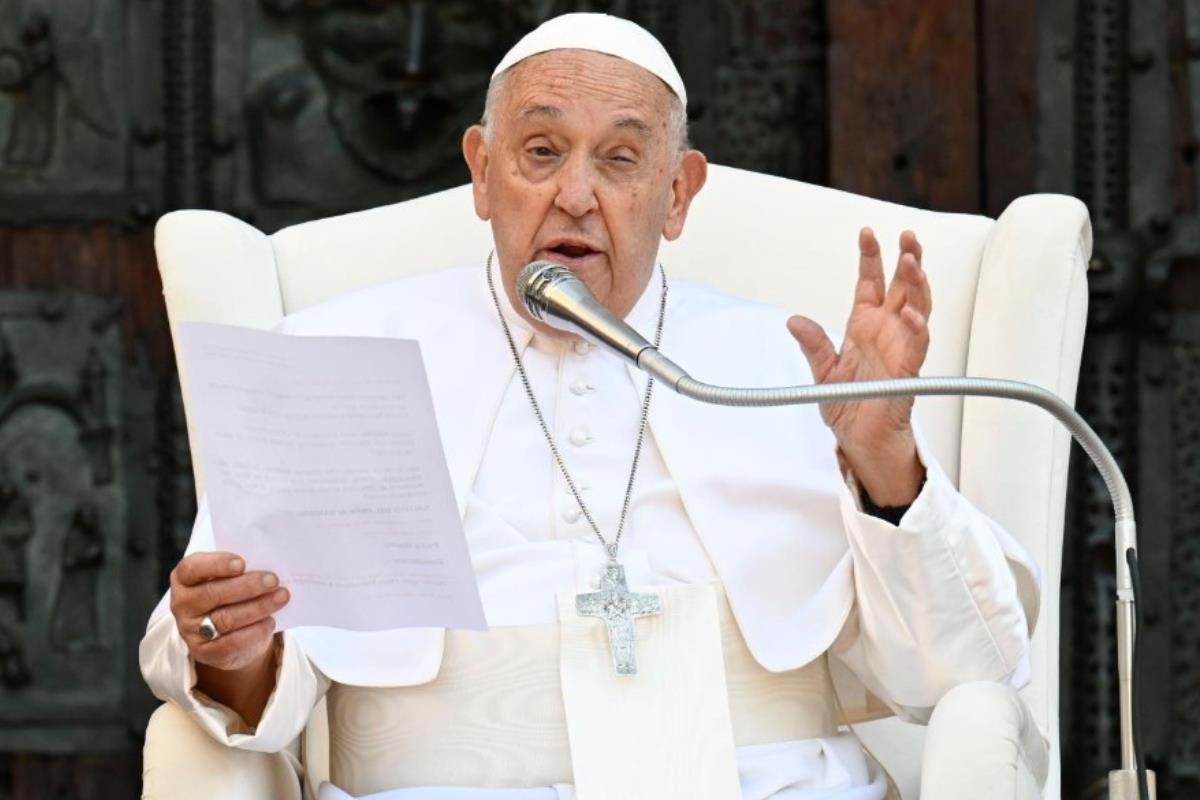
[{"x1": 516, "y1": 261, "x2": 579, "y2": 321}]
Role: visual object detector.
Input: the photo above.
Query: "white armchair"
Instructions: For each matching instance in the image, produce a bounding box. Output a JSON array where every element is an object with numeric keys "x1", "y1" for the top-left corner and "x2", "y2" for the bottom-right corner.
[{"x1": 145, "y1": 164, "x2": 1091, "y2": 799}]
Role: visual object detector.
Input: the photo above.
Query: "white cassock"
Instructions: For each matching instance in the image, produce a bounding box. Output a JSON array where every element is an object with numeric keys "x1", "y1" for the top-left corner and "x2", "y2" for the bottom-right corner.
[{"x1": 140, "y1": 258, "x2": 1041, "y2": 800}]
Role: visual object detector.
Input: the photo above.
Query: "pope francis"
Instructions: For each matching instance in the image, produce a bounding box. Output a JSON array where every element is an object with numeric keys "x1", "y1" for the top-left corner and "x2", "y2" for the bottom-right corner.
[{"x1": 140, "y1": 13, "x2": 1045, "y2": 800}]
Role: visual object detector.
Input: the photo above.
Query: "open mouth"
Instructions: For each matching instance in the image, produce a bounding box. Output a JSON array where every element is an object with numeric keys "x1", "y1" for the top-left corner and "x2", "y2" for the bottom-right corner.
[
  {"x1": 550, "y1": 243, "x2": 596, "y2": 258},
  {"x1": 541, "y1": 239, "x2": 603, "y2": 264}
]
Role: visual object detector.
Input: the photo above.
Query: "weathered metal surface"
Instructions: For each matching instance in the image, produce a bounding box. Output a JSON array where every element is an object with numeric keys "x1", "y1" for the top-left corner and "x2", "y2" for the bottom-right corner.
[
  {"x1": 0, "y1": 291, "x2": 126, "y2": 750},
  {"x1": 1055, "y1": 0, "x2": 1200, "y2": 794},
  {"x1": 682, "y1": 0, "x2": 826, "y2": 181},
  {"x1": 164, "y1": 0, "x2": 214, "y2": 211},
  {"x1": 212, "y1": 0, "x2": 532, "y2": 229},
  {"x1": 1170, "y1": 335, "x2": 1200, "y2": 775},
  {"x1": 0, "y1": 0, "x2": 161, "y2": 225},
  {"x1": 0, "y1": 226, "x2": 178, "y2": 797}
]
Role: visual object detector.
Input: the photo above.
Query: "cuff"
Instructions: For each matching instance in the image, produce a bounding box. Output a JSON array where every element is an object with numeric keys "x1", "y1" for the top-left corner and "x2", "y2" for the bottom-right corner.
[
  {"x1": 139, "y1": 613, "x2": 321, "y2": 753},
  {"x1": 838, "y1": 436, "x2": 945, "y2": 530},
  {"x1": 834, "y1": 436, "x2": 1028, "y2": 705},
  {"x1": 857, "y1": 474, "x2": 925, "y2": 526}
]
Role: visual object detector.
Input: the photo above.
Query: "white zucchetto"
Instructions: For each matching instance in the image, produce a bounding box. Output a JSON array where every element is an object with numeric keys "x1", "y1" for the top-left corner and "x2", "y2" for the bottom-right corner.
[{"x1": 491, "y1": 13, "x2": 687, "y2": 108}]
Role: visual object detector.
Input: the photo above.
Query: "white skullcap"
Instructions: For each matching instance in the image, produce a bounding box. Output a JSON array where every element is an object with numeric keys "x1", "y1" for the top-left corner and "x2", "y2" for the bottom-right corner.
[{"x1": 491, "y1": 13, "x2": 687, "y2": 108}]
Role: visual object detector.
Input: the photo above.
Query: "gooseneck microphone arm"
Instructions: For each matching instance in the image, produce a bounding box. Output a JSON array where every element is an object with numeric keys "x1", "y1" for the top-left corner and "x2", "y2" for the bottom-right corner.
[{"x1": 517, "y1": 260, "x2": 1150, "y2": 799}]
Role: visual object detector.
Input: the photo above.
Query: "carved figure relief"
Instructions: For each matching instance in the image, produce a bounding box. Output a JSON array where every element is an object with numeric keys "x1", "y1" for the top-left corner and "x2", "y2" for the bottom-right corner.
[
  {"x1": 77, "y1": 348, "x2": 113, "y2": 485},
  {"x1": 243, "y1": 0, "x2": 524, "y2": 213},
  {"x1": 0, "y1": 292, "x2": 121, "y2": 728},
  {"x1": 50, "y1": 503, "x2": 104, "y2": 651},
  {"x1": 0, "y1": 0, "x2": 118, "y2": 171}
]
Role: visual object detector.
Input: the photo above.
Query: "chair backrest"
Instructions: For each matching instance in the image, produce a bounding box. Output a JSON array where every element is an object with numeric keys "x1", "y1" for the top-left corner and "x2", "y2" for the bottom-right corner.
[{"x1": 155, "y1": 163, "x2": 1090, "y2": 798}]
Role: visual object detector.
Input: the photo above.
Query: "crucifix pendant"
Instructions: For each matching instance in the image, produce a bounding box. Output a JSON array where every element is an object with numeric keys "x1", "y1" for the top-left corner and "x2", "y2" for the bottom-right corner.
[{"x1": 575, "y1": 555, "x2": 662, "y2": 675}]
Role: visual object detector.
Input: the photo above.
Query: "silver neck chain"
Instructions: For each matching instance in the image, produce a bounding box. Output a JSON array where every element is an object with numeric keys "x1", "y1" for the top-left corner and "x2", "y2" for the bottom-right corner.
[{"x1": 485, "y1": 252, "x2": 668, "y2": 561}]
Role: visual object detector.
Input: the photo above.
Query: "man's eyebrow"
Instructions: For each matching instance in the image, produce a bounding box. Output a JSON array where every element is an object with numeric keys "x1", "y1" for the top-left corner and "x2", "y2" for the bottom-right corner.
[
  {"x1": 518, "y1": 104, "x2": 563, "y2": 120},
  {"x1": 614, "y1": 116, "x2": 652, "y2": 138},
  {"x1": 515, "y1": 106, "x2": 653, "y2": 139}
]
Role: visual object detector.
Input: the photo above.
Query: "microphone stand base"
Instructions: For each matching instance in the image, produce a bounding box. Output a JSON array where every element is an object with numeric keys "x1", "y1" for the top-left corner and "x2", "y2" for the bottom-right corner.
[{"x1": 1108, "y1": 769, "x2": 1156, "y2": 800}]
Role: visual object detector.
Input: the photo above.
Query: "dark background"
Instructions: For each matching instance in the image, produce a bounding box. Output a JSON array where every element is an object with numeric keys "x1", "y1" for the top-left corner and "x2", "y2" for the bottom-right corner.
[{"x1": 0, "y1": 1, "x2": 1193, "y2": 798}]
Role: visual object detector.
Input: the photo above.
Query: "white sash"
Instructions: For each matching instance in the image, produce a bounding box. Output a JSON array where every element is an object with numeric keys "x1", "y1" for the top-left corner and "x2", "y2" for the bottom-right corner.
[{"x1": 327, "y1": 584, "x2": 837, "y2": 798}]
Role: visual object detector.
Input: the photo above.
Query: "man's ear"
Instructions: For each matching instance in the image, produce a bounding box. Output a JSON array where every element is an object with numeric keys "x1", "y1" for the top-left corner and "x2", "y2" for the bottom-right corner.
[
  {"x1": 462, "y1": 125, "x2": 491, "y2": 221},
  {"x1": 662, "y1": 150, "x2": 708, "y2": 242}
]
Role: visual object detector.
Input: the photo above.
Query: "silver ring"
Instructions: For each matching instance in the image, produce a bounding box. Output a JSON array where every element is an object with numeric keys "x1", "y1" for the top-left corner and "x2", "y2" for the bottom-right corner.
[{"x1": 198, "y1": 615, "x2": 220, "y2": 642}]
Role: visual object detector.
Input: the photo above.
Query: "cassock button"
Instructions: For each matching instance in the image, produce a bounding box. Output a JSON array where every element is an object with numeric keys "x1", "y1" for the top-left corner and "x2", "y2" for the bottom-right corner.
[
  {"x1": 569, "y1": 428, "x2": 591, "y2": 446},
  {"x1": 573, "y1": 340, "x2": 590, "y2": 356},
  {"x1": 563, "y1": 507, "x2": 582, "y2": 523},
  {"x1": 569, "y1": 379, "x2": 595, "y2": 396}
]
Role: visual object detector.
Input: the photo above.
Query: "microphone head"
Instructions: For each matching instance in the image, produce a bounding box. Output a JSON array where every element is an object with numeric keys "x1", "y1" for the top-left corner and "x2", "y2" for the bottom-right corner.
[
  {"x1": 516, "y1": 260, "x2": 584, "y2": 323},
  {"x1": 514, "y1": 259, "x2": 658, "y2": 366}
]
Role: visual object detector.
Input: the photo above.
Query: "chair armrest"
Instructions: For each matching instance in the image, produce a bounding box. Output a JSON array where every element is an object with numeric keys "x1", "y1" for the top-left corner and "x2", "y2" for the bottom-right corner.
[
  {"x1": 142, "y1": 702, "x2": 302, "y2": 800},
  {"x1": 920, "y1": 681, "x2": 1048, "y2": 800},
  {"x1": 958, "y1": 193, "x2": 1090, "y2": 800}
]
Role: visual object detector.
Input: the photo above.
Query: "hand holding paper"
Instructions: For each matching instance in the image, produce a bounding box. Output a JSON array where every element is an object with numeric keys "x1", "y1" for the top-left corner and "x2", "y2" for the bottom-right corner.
[{"x1": 177, "y1": 322, "x2": 487, "y2": 633}]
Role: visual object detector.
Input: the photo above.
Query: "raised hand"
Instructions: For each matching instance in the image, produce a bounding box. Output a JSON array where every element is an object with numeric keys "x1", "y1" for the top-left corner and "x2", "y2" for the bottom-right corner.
[{"x1": 787, "y1": 228, "x2": 931, "y2": 506}]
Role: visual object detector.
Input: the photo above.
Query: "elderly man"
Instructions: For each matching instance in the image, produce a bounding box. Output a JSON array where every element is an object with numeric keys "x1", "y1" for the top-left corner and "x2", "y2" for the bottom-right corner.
[{"x1": 141, "y1": 13, "x2": 1040, "y2": 800}]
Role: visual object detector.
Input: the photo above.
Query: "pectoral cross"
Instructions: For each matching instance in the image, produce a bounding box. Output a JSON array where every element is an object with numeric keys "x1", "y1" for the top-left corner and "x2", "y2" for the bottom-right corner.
[{"x1": 575, "y1": 559, "x2": 661, "y2": 675}]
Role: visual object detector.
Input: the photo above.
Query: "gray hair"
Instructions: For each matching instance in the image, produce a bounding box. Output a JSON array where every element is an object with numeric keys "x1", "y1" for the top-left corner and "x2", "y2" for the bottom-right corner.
[{"x1": 480, "y1": 68, "x2": 690, "y2": 155}]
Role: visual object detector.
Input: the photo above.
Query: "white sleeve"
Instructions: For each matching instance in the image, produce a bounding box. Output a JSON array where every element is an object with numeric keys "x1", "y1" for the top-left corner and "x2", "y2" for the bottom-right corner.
[
  {"x1": 138, "y1": 496, "x2": 329, "y2": 753},
  {"x1": 830, "y1": 434, "x2": 1039, "y2": 724}
]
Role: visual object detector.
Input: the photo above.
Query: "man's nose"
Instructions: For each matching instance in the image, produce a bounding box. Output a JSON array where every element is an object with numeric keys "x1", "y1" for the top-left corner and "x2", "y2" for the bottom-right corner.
[{"x1": 554, "y1": 156, "x2": 600, "y2": 218}]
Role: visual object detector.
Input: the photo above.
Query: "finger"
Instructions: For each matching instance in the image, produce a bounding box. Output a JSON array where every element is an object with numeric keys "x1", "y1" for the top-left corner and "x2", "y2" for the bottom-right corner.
[
  {"x1": 854, "y1": 227, "x2": 886, "y2": 306},
  {"x1": 912, "y1": 259, "x2": 933, "y2": 320},
  {"x1": 900, "y1": 307, "x2": 931, "y2": 371},
  {"x1": 884, "y1": 252, "x2": 921, "y2": 313},
  {"x1": 174, "y1": 571, "x2": 280, "y2": 619},
  {"x1": 786, "y1": 315, "x2": 839, "y2": 382},
  {"x1": 893, "y1": 252, "x2": 933, "y2": 319},
  {"x1": 898, "y1": 232, "x2": 932, "y2": 317},
  {"x1": 194, "y1": 617, "x2": 277, "y2": 672},
  {"x1": 897, "y1": 231, "x2": 931, "y2": 311},
  {"x1": 172, "y1": 552, "x2": 246, "y2": 588},
  {"x1": 205, "y1": 588, "x2": 290, "y2": 637},
  {"x1": 899, "y1": 229, "x2": 923, "y2": 261}
]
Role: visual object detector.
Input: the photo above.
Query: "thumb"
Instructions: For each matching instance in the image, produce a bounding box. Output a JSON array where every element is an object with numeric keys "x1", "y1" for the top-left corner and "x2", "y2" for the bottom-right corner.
[{"x1": 786, "y1": 315, "x2": 838, "y2": 382}]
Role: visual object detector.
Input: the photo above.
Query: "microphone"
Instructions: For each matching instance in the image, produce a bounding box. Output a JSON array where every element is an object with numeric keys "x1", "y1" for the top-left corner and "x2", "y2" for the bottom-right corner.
[
  {"x1": 516, "y1": 261, "x2": 689, "y2": 386},
  {"x1": 515, "y1": 259, "x2": 1151, "y2": 797}
]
